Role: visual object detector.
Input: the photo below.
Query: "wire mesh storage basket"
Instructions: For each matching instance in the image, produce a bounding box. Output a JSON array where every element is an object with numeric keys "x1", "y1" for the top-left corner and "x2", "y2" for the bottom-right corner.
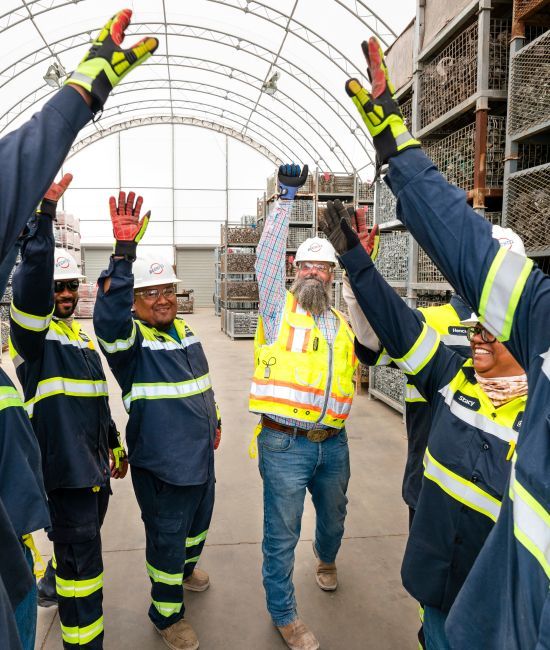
[
  {"x1": 225, "y1": 310, "x2": 258, "y2": 338},
  {"x1": 222, "y1": 252, "x2": 257, "y2": 274},
  {"x1": 485, "y1": 211, "x2": 502, "y2": 225},
  {"x1": 221, "y1": 225, "x2": 261, "y2": 246},
  {"x1": 375, "y1": 232, "x2": 409, "y2": 281},
  {"x1": 514, "y1": 0, "x2": 550, "y2": 22},
  {"x1": 505, "y1": 163, "x2": 550, "y2": 255},
  {"x1": 241, "y1": 215, "x2": 257, "y2": 226},
  {"x1": 509, "y1": 31, "x2": 550, "y2": 138},
  {"x1": 417, "y1": 246, "x2": 447, "y2": 284},
  {"x1": 317, "y1": 172, "x2": 354, "y2": 194},
  {"x1": 518, "y1": 143, "x2": 550, "y2": 171},
  {"x1": 415, "y1": 290, "x2": 452, "y2": 308},
  {"x1": 287, "y1": 227, "x2": 314, "y2": 249},
  {"x1": 423, "y1": 116, "x2": 505, "y2": 191},
  {"x1": 370, "y1": 366, "x2": 405, "y2": 409},
  {"x1": 376, "y1": 180, "x2": 398, "y2": 224},
  {"x1": 400, "y1": 96, "x2": 413, "y2": 129},
  {"x1": 357, "y1": 181, "x2": 375, "y2": 203},
  {"x1": 419, "y1": 19, "x2": 511, "y2": 129},
  {"x1": 290, "y1": 199, "x2": 314, "y2": 222},
  {"x1": 221, "y1": 280, "x2": 259, "y2": 302}
]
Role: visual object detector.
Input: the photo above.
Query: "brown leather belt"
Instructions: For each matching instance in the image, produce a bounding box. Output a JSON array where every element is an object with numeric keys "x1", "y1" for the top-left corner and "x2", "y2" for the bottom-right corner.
[{"x1": 262, "y1": 416, "x2": 340, "y2": 443}]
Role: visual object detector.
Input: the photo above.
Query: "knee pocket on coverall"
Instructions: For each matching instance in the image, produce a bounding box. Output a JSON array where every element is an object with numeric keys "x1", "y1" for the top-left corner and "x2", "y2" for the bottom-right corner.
[{"x1": 143, "y1": 514, "x2": 185, "y2": 559}]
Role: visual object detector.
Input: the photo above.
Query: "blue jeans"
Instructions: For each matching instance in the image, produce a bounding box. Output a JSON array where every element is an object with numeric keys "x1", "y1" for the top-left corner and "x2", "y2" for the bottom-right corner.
[
  {"x1": 258, "y1": 425, "x2": 350, "y2": 626},
  {"x1": 14, "y1": 544, "x2": 37, "y2": 650},
  {"x1": 424, "y1": 606, "x2": 450, "y2": 650}
]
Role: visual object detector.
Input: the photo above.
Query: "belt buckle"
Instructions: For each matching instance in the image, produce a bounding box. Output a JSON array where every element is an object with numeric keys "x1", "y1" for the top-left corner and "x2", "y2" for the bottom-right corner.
[{"x1": 307, "y1": 428, "x2": 329, "y2": 443}]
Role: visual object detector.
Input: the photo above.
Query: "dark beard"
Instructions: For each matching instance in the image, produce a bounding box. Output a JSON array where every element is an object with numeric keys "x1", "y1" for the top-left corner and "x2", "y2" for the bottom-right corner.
[{"x1": 290, "y1": 276, "x2": 331, "y2": 315}]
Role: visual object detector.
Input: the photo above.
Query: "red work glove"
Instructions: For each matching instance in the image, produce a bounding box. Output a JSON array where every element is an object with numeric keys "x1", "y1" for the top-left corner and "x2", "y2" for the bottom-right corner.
[
  {"x1": 214, "y1": 427, "x2": 221, "y2": 450},
  {"x1": 39, "y1": 173, "x2": 73, "y2": 219},
  {"x1": 109, "y1": 190, "x2": 150, "y2": 261}
]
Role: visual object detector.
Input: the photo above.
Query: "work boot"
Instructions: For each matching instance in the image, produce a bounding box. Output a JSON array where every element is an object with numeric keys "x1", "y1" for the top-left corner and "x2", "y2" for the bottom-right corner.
[
  {"x1": 154, "y1": 618, "x2": 199, "y2": 650},
  {"x1": 37, "y1": 559, "x2": 57, "y2": 607},
  {"x1": 312, "y1": 542, "x2": 337, "y2": 591},
  {"x1": 277, "y1": 619, "x2": 320, "y2": 650},
  {"x1": 183, "y1": 567, "x2": 210, "y2": 592}
]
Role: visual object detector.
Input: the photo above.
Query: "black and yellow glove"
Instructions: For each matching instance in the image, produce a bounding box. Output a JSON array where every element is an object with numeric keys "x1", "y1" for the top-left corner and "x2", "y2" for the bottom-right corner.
[
  {"x1": 346, "y1": 38, "x2": 420, "y2": 165},
  {"x1": 65, "y1": 9, "x2": 158, "y2": 112}
]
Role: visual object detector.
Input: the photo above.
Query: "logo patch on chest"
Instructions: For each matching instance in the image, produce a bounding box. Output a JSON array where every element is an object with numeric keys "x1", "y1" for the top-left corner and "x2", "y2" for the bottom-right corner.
[
  {"x1": 448, "y1": 326, "x2": 468, "y2": 336},
  {"x1": 454, "y1": 390, "x2": 480, "y2": 411},
  {"x1": 512, "y1": 411, "x2": 523, "y2": 432}
]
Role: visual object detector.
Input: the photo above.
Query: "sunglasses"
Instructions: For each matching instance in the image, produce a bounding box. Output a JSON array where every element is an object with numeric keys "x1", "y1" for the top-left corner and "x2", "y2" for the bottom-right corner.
[
  {"x1": 135, "y1": 286, "x2": 176, "y2": 302},
  {"x1": 54, "y1": 279, "x2": 80, "y2": 293},
  {"x1": 466, "y1": 326, "x2": 497, "y2": 344},
  {"x1": 299, "y1": 261, "x2": 333, "y2": 273}
]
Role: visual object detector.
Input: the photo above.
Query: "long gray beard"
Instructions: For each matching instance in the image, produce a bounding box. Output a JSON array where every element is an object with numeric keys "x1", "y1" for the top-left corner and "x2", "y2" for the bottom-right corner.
[{"x1": 290, "y1": 276, "x2": 332, "y2": 315}]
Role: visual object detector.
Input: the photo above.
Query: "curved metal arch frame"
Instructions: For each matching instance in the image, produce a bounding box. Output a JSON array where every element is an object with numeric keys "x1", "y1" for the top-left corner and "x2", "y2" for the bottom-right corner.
[
  {"x1": 67, "y1": 115, "x2": 283, "y2": 166},
  {"x1": 0, "y1": 0, "x2": 395, "y2": 44},
  {"x1": 89, "y1": 97, "x2": 302, "y2": 164},
  {"x1": 100, "y1": 78, "x2": 326, "y2": 168},
  {"x1": 0, "y1": 22, "x2": 375, "y2": 172}
]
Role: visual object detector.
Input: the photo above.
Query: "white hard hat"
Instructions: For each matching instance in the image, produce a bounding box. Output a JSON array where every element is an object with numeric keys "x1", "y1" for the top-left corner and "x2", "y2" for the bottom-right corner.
[
  {"x1": 54, "y1": 248, "x2": 85, "y2": 280},
  {"x1": 492, "y1": 225, "x2": 526, "y2": 257},
  {"x1": 133, "y1": 255, "x2": 181, "y2": 290},
  {"x1": 294, "y1": 237, "x2": 338, "y2": 266},
  {"x1": 460, "y1": 312, "x2": 480, "y2": 327}
]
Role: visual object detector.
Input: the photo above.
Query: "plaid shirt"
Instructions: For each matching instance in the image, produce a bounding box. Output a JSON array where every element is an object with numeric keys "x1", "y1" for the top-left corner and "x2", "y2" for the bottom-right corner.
[{"x1": 255, "y1": 199, "x2": 339, "y2": 429}]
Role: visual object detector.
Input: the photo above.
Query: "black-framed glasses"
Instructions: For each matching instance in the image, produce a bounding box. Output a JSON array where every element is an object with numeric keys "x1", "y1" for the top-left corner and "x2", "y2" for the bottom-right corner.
[
  {"x1": 466, "y1": 325, "x2": 497, "y2": 344},
  {"x1": 135, "y1": 285, "x2": 176, "y2": 302},
  {"x1": 54, "y1": 279, "x2": 80, "y2": 293}
]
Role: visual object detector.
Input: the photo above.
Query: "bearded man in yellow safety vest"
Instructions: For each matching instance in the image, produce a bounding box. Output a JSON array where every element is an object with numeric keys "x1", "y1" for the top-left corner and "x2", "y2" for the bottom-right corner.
[{"x1": 249, "y1": 163, "x2": 376, "y2": 650}]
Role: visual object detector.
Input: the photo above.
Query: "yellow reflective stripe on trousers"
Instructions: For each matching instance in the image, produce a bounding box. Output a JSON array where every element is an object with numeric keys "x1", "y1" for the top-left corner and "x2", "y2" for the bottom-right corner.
[
  {"x1": 0, "y1": 385, "x2": 24, "y2": 411},
  {"x1": 10, "y1": 303, "x2": 53, "y2": 332},
  {"x1": 97, "y1": 322, "x2": 137, "y2": 353},
  {"x1": 24, "y1": 377, "x2": 108, "y2": 417},
  {"x1": 423, "y1": 449, "x2": 501, "y2": 521},
  {"x1": 186, "y1": 530, "x2": 208, "y2": 548},
  {"x1": 146, "y1": 561, "x2": 183, "y2": 585},
  {"x1": 479, "y1": 248, "x2": 533, "y2": 342},
  {"x1": 123, "y1": 373, "x2": 212, "y2": 412},
  {"x1": 185, "y1": 555, "x2": 200, "y2": 565},
  {"x1": 394, "y1": 324, "x2": 439, "y2": 375},
  {"x1": 55, "y1": 573, "x2": 103, "y2": 598},
  {"x1": 61, "y1": 616, "x2": 104, "y2": 645},
  {"x1": 405, "y1": 383, "x2": 427, "y2": 404},
  {"x1": 509, "y1": 463, "x2": 550, "y2": 578},
  {"x1": 152, "y1": 600, "x2": 183, "y2": 617}
]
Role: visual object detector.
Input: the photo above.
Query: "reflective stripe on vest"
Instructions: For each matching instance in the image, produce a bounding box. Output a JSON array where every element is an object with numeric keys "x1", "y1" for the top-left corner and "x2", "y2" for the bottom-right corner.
[
  {"x1": 250, "y1": 379, "x2": 324, "y2": 413},
  {"x1": 10, "y1": 303, "x2": 52, "y2": 332},
  {"x1": 60, "y1": 616, "x2": 104, "y2": 646},
  {"x1": 423, "y1": 449, "x2": 501, "y2": 522},
  {"x1": 46, "y1": 328, "x2": 89, "y2": 349},
  {"x1": 439, "y1": 383, "x2": 517, "y2": 445},
  {"x1": 97, "y1": 322, "x2": 137, "y2": 353},
  {"x1": 479, "y1": 248, "x2": 533, "y2": 342},
  {"x1": 394, "y1": 323, "x2": 439, "y2": 375},
  {"x1": 509, "y1": 461, "x2": 550, "y2": 578},
  {"x1": 122, "y1": 373, "x2": 212, "y2": 412},
  {"x1": 0, "y1": 385, "x2": 24, "y2": 411},
  {"x1": 405, "y1": 383, "x2": 427, "y2": 404},
  {"x1": 25, "y1": 377, "x2": 109, "y2": 417},
  {"x1": 141, "y1": 335, "x2": 200, "y2": 351}
]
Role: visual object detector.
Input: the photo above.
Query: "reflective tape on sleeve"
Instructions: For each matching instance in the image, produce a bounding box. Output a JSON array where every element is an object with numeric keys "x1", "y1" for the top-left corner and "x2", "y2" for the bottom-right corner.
[
  {"x1": 394, "y1": 324, "x2": 439, "y2": 375},
  {"x1": 25, "y1": 377, "x2": 108, "y2": 417},
  {"x1": 479, "y1": 248, "x2": 533, "y2": 342},
  {"x1": 10, "y1": 303, "x2": 53, "y2": 332},
  {"x1": 423, "y1": 449, "x2": 501, "y2": 521},
  {"x1": 510, "y1": 465, "x2": 550, "y2": 579},
  {"x1": 405, "y1": 383, "x2": 427, "y2": 403},
  {"x1": 97, "y1": 322, "x2": 137, "y2": 353},
  {"x1": 0, "y1": 385, "x2": 24, "y2": 412}
]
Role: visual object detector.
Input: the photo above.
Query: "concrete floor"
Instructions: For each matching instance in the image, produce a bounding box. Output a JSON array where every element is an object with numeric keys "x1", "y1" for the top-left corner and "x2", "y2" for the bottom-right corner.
[{"x1": 3, "y1": 308, "x2": 418, "y2": 649}]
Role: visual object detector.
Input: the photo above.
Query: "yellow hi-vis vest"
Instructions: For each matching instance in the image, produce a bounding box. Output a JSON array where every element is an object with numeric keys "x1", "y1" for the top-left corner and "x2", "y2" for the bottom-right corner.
[{"x1": 249, "y1": 291, "x2": 358, "y2": 428}]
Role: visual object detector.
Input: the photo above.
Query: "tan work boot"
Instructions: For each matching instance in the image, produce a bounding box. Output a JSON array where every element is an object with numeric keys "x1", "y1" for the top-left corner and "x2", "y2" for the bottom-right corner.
[
  {"x1": 183, "y1": 568, "x2": 210, "y2": 592},
  {"x1": 277, "y1": 619, "x2": 320, "y2": 650},
  {"x1": 312, "y1": 543, "x2": 337, "y2": 591},
  {"x1": 154, "y1": 618, "x2": 199, "y2": 650}
]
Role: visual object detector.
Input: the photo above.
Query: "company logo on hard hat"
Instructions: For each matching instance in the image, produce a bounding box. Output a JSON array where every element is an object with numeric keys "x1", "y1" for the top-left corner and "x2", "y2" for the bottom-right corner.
[
  {"x1": 308, "y1": 242, "x2": 322, "y2": 252},
  {"x1": 149, "y1": 263, "x2": 164, "y2": 275},
  {"x1": 497, "y1": 236, "x2": 514, "y2": 250},
  {"x1": 56, "y1": 256, "x2": 70, "y2": 269}
]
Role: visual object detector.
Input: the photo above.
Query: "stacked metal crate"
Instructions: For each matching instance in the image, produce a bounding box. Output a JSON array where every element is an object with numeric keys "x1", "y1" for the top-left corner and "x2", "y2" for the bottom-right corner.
[
  {"x1": 219, "y1": 224, "x2": 260, "y2": 339},
  {"x1": 214, "y1": 247, "x2": 221, "y2": 316},
  {"x1": 503, "y1": 7, "x2": 550, "y2": 260}
]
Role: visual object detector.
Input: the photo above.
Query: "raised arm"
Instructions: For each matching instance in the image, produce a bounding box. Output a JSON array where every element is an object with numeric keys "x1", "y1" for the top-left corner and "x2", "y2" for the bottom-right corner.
[
  {"x1": 10, "y1": 174, "x2": 72, "y2": 362},
  {"x1": 255, "y1": 164, "x2": 308, "y2": 341},
  {"x1": 0, "y1": 9, "x2": 158, "y2": 265}
]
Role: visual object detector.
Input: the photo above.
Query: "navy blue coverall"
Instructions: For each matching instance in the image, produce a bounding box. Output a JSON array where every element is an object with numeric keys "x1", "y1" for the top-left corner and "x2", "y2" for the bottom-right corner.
[
  {"x1": 384, "y1": 147, "x2": 550, "y2": 649},
  {"x1": 0, "y1": 85, "x2": 91, "y2": 649}
]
